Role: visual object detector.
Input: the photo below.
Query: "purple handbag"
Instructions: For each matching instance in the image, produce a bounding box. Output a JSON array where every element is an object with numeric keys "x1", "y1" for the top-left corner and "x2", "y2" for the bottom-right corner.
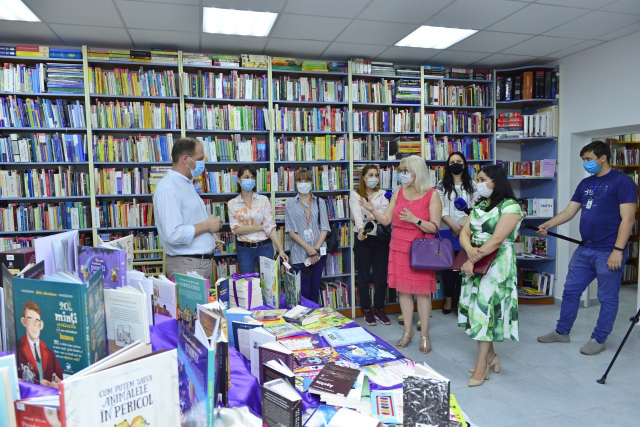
[{"x1": 409, "y1": 222, "x2": 455, "y2": 270}]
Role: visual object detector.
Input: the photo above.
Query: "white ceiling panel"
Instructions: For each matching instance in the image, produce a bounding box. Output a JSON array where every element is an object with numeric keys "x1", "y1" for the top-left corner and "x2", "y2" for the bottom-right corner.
[
  {"x1": 127, "y1": 0, "x2": 200, "y2": 4},
  {"x1": 202, "y1": 0, "x2": 285, "y2": 12},
  {"x1": 488, "y1": 4, "x2": 590, "y2": 34},
  {"x1": 472, "y1": 53, "x2": 538, "y2": 67},
  {"x1": 601, "y1": 0, "x2": 640, "y2": 14},
  {"x1": 358, "y1": 0, "x2": 453, "y2": 25},
  {"x1": 426, "y1": 50, "x2": 493, "y2": 67},
  {"x1": 116, "y1": 1, "x2": 200, "y2": 31},
  {"x1": 27, "y1": 0, "x2": 123, "y2": 27},
  {"x1": 501, "y1": 35, "x2": 582, "y2": 57},
  {"x1": 449, "y1": 31, "x2": 533, "y2": 53},
  {"x1": 426, "y1": 0, "x2": 527, "y2": 30},
  {"x1": 544, "y1": 11, "x2": 640, "y2": 39},
  {"x1": 201, "y1": 33, "x2": 267, "y2": 54},
  {"x1": 375, "y1": 46, "x2": 439, "y2": 65},
  {"x1": 270, "y1": 14, "x2": 350, "y2": 41},
  {"x1": 522, "y1": 57, "x2": 560, "y2": 66},
  {"x1": 321, "y1": 42, "x2": 388, "y2": 60},
  {"x1": 544, "y1": 39, "x2": 605, "y2": 57},
  {"x1": 266, "y1": 38, "x2": 329, "y2": 57},
  {"x1": 129, "y1": 29, "x2": 200, "y2": 51},
  {"x1": 336, "y1": 20, "x2": 417, "y2": 45},
  {"x1": 0, "y1": 21, "x2": 60, "y2": 44},
  {"x1": 284, "y1": 0, "x2": 369, "y2": 19},
  {"x1": 536, "y1": 0, "x2": 616, "y2": 9},
  {"x1": 596, "y1": 21, "x2": 640, "y2": 41},
  {"x1": 50, "y1": 24, "x2": 132, "y2": 47}
]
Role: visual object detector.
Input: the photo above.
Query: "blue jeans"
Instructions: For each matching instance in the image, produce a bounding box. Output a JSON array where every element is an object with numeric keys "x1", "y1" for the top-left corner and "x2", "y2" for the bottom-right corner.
[
  {"x1": 237, "y1": 241, "x2": 274, "y2": 274},
  {"x1": 294, "y1": 255, "x2": 327, "y2": 305},
  {"x1": 556, "y1": 245, "x2": 627, "y2": 343}
]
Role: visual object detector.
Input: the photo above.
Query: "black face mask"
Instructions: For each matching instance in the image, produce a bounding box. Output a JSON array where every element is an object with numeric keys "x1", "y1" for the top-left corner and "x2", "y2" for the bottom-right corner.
[{"x1": 449, "y1": 163, "x2": 464, "y2": 175}]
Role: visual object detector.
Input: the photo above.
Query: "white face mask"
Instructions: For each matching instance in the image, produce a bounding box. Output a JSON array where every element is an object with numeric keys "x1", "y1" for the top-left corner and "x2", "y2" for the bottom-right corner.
[
  {"x1": 365, "y1": 177, "x2": 379, "y2": 189},
  {"x1": 297, "y1": 182, "x2": 312, "y2": 194},
  {"x1": 399, "y1": 172, "x2": 414, "y2": 187},
  {"x1": 477, "y1": 180, "x2": 493, "y2": 198}
]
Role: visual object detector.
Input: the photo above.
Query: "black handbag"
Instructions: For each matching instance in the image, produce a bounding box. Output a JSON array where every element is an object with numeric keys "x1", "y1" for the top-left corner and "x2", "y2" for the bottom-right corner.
[
  {"x1": 317, "y1": 197, "x2": 340, "y2": 252},
  {"x1": 375, "y1": 223, "x2": 392, "y2": 244}
]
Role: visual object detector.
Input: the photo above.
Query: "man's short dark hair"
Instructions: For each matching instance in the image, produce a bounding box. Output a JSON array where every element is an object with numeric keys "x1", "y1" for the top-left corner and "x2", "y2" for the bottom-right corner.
[
  {"x1": 580, "y1": 141, "x2": 610, "y2": 162},
  {"x1": 171, "y1": 137, "x2": 200, "y2": 164}
]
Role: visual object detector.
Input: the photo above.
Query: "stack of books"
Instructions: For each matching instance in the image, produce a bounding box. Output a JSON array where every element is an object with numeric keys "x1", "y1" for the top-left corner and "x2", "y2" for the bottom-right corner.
[
  {"x1": 229, "y1": 275, "x2": 263, "y2": 309},
  {"x1": 328, "y1": 61, "x2": 348, "y2": 73},
  {"x1": 212, "y1": 54, "x2": 240, "y2": 67},
  {"x1": 301, "y1": 60, "x2": 328, "y2": 72},
  {"x1": 46, "y1": 63, "x2": 84, "y2": 93},
  {"x1": 241, "y1": 54, "x2": 268, "y2": 68},
  {"x1": 395, "y1": 136, "x2": 421, "y2": 158},
  {"x1": 129, "y1": 50, "x2": 152, "y2": 63},
  {"x1": 424, "y1": 65, "x2": 446, "y2": 76},
  {"x1": 182, "y1": 52, "x2": 212, "y2": 65},
  {"x1": 350, "y1": 58, "x2": 372, "y2": 74},
  {"x1": 371, "y1": 61, "x2": 395, "y2": 76},
  {"x1": 272, "y1": 57, "x2": 301, "y2": 71},
  {"x1": 394, "y1": 79, "x2": 420, "y2": 103},
  {"x1": 150, "y1": 49, "x2": 178, "y2": 64},
  {"x1": 1, "y1": 45, "x2": 81, "y2": 59},
  {"x1": 395, "y1": 65, "x2": 420, "y2": 78}
]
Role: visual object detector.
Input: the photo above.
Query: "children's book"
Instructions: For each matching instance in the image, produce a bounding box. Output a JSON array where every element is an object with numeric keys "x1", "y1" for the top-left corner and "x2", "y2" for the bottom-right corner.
[
  {"x1": 293, "y1": 347, "x2": 340, "y2": 368},
  {"x1": 263, "y1": 320, "x2": 302, "y2": 338},
  {"x1": 175, "y1": 273, "x2": 209, "y2": 334},
  {"x1": 319, "y1": 326, "x2": 375, "y2": 347},
  {"x1": 333, "y1": 342, "x2": 403, "y2": 367},
  {"x1": 104, "y1": 286, "x2": 151, "y2": 353},
  {"x1": 77, "y1": 245, "x2": 126, "y2": 289},
  {"x1": 278, "y1": 334, "x2": 324, "y2": 351},
  {"x1": 260, "y1": 256, "x2": 279, "y2": 308},
  {"x1": 282, "y1": 267, "x2": 301, "y2": 309},
  {"x1": 152, "y1": 275, "x2": 177, "y2": 319},
  {"x1": 97, "y1": 234, "x2": 133, "y2": 271},
  {"x1": 253, "y1": 309, "x2": 286, "y2": 323},
  {"x1": 371, "y1": 388, "x2": 403, "y2": 424}
]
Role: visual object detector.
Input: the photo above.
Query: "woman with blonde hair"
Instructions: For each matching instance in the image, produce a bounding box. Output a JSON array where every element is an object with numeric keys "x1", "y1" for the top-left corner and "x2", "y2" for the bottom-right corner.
[{"x1": 360, "y1": 155, "x2": 442, "y2": 353}]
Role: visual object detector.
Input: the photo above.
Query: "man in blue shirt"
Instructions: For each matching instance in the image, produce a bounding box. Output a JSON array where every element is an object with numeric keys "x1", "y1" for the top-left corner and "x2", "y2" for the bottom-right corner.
[
  {"x1": 154, "y1": 137, "x2": 223, "y2": 281},
  {"x1": 537, "y1": 141, "x2": 637, "y2": 355}
]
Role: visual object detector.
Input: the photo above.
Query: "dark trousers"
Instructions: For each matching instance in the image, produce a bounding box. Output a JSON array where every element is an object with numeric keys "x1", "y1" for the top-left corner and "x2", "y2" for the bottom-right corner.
[
  {"x1": 294, "y1": 255, "x2": 327, "y2": 305},
  {"x1": 442, "y1": 250, "x2": 462, "y2": 299},
  {"x1": 354, "y1": 234, "x2": 390, "y2": 311}
]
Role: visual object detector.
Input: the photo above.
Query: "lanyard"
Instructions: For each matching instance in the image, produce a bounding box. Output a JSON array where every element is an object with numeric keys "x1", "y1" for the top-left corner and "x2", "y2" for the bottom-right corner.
[
  {"x1": 301, "y1": 199, "x2": 312, "y2": 227},
  {"x1": 589, "y1": 175, "x2": 607, "y2": 200}
]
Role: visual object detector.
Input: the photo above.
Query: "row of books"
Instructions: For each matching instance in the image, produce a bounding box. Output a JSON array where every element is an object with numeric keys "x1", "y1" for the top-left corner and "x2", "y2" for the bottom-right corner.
[
  {"x1": 275, "y1": 165, "x2": 349, "y2": 192},
  {"x1": 90, "y1": 100, "x2": 179, "y2": 129},
  {"x1": 94, "y1": 167, "x2": 160, "y2": 195},
  {"x1": 623, "y1": 264, "x2": 636, "y2": 281},
  {"x1": 273, "y1": 77, "x2": 345, "y2": 102},
  {"x1": 214, "y1": 256, "x2": 239, "y2": 280},
  {"x1": 611, "y1": 133, "x2": 640, "y2": 142},
  {"x1": 87, "y1": 47, "x2": 178, "y2": 63},
  {"x1": 351, "y1": 79, "x2": 412, "y2": 104},
  {"x1": 273, "y1": 105, "x2": 346, "y2": 132},
  {"x1": 496, "y1": 108, "x2": 558, "y2": 138},
  {"x1": 0, "y1": 236, "x2": 35, "y2": 250},
  {"x1": 1, "y1": 63, "x2": 84, "y2": 94},
  {"x1": 271, "y1": 57, "x2": 347, "y2": 73},
  {"x1": 183, "y1": 71, "x2": 268, "y2": 100},
  {"x1": 0, "y1": 167, "x2": 89, "y2": 198},
  {"x1": 423, "y1": 136, "x2": 492, "y2": 161},
  {"x1": 199, "y1": 168, "x2": 270, "y2": 194},
  {"x1": 0, "y1": 44, "x2": 81, "y2": 59},
  {"x1": 516, "y1": 236, "x2": 548, "y2": 256},
  {"x1": 185, "y1": 103, "x2": 268, "y2": 131},
  {"x1": 45, "y1": 63, "x2": 84, "y2": 94},
  {"x1": 395, "y1": 79, "x2": 421, "y2": 104},
  {"x1": 1, "y1": 133, "x2": 87, "y2": 163},
  {"x1": 275, "y1": 135, "x2": 348, "y2": 162},
  {"x1": 519, "y1": 268, "x2": 555, "y2": 297},
  {"x1": 497, "y1": 69, "x2": 559, "y2": 101},
  {"x1": 612, "y1": 147, "x2": 640, "y2": 166},
  {"x1": 323, "y1": 252, "x2": 346, "y2": 276},
  {"x1": 496, "y1": 159, "x2": 556, "y2": 177},
  {"x1": 215, "y1": 232, "x2": 238, "y2": 255},
  {"x1": 197, "y1": 135, "x2": 269, "y2": 162},
  {"x1": 627, "y1": 242, "x2": 638, "y2": 258},
  {"x1": 0, "y1": 201, "x2": 90, "y2": 232},
  {"x1": 276, "y1": 227, "x2": 293, "y2": 251},
  {"x1": 0, "y1": 96, "x2": 86, "y2": 128},
  {"x1": 423, "y1": 110, "x2": 493, "y2": 134},
  {"x1": 424, "y1": 66, "x2": 492, "y2": 80},
  {"x1": 424, "y1": 81, "x2": 493, "y2": 107},
  {"x1": 92, "y1": 134, "x2": 174, "y2": 163},
  {"x1": 349, "y1": 59, "x2": 420, "y2": 77},
  {"x1": 183, "y1": 53, "x2": 267, "y2": 68},
  {"x1": 97, "y1": 200, "x2": 154, "y2": 228},
  {"x1": 320, "y1": 281, "x2": 350, "y2": 309},
  {"x1": 88, "y1": 67, "x2": 177, "y2": 97},
  {"x1": 518, "y1": 198, "x2": 554, "y2": 218},
  {"x1": 352, "y1": 109, "x2": 420, "y2": 133}
]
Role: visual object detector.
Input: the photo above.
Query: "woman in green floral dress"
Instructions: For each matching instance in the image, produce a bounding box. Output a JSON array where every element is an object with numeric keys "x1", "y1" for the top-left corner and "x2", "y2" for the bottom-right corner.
[{"x1": 458, "y1": 165, "x2": 523, "y2": 387}]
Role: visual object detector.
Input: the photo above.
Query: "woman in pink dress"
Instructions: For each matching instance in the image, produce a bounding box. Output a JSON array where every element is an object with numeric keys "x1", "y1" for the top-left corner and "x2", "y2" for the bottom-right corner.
[{"x1": 360, "y1": 155, "x2": 442, "y2": 353}]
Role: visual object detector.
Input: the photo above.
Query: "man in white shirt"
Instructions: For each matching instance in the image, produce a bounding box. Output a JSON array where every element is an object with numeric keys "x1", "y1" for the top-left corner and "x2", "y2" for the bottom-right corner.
[{"x1": 154, "y1": 137, "x2": 222, "y2": 281}]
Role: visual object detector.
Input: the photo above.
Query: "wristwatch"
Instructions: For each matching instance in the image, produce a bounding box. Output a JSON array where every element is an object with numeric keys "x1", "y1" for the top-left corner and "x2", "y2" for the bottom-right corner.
[{"x1": 416, "y1": 219, "x2": 422, "y2": 226}]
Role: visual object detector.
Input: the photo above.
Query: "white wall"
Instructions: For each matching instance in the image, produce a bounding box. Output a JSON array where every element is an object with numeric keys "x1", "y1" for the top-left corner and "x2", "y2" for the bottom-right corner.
[{"x1": 555, "y1": 31, "x2": 640, "y2": 304}]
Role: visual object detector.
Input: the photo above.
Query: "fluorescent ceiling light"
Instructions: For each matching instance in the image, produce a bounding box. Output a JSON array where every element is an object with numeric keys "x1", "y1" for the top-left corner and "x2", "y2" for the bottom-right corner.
[
  {"x1": 396, "y1": 25, "x2": 477, "y2": 49},
  {"x1": 0, "y1": 0, "x2": 40, "y2": 22},
  {"x1": 203, "y1": 7, "x2": 277, "y2": 37}
]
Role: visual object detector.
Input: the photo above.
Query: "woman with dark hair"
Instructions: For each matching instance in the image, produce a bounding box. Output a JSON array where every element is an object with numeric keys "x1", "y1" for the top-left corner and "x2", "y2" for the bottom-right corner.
[
  {"x1": 349, "y1": 164, "x2": 391, "y2": 326},
  {"x1": 228, "y1": 165, "x2": 288, "y2": 273},
  {"x1": 435, "y1": 151, "x2": 477, "y2": 314},
  {"x1": 458, "y1": 165, "x2": 523, "y2": 387}
]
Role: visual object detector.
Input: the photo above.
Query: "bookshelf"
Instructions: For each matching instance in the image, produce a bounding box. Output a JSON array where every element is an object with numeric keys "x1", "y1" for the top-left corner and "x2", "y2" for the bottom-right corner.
[{"x1": 496, "y1": 65, "x2": 560, "y2": 305}]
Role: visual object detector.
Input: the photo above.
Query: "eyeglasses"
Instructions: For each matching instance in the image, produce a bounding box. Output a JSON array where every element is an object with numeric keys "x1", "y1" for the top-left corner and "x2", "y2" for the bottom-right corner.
[
  {"x1": 397, "y1": 168, "x2": 410, "y2": 174},
  {"x1": 26, "y1": 317, "x2": 42, "y2": 326}
]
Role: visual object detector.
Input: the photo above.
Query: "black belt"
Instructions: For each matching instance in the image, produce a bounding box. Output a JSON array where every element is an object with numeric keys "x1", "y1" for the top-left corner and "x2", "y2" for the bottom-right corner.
[
  {"x1": 170, "y1": 253, "x2": 215, "y2": 260},
  {"x1": 237, "y1": 239, "x2": 270, "y2": 248}
]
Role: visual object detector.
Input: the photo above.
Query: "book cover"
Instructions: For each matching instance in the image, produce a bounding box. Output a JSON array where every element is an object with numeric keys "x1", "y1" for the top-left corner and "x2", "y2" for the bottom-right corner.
[
  {"x1": 371, "y1": 389, "x2": 403, "y2": 424},
  {"x1": 77, "y1": 245, "x2": 126, "y2": 289},
  {"x1": 319, "y1": 327, "x2": 375, "y2": 347},
  {"x1": 259, "y1": 341, "x2": 294, "y2": 385},
  {"x1": 34, "y1": 230, "x2": 78, "y2": 276},
  {"x1": 152, "y1": 277, "x2": 177, "y2": 319},
  {"x1": 225, "y1": 307, "x2": 252, "y2": 349},
  {"x1": 282, "y1": 268, "x2": 301, "y2": 309},
  {"x1": 177, "y1": 322, "x2": 216, "y2": 427},
  {"x1": 249, "y1": 327, "x2": 276, "y2": 380},
  {"x1": 175, "y1": 273, "x2": 209, "y2": 334},
  {"x1": 13, "y1": 271, "x2": 106, "y2": 387},
  {"x1": 278, "y1": 334, "x2": 324, "y2": 351},
  {"x1": 231, "y1": 321, "x2": 262, "y2": 360},
  {"x1": 284, "y1": 305, "x2": 318, "y2": 326},
  {"x1": 14, "y1": 397, "x2": 61, "y2": 427},
  {"x1": 303, "y1": 405, "x2": 340, "y2": 427},
  {"x1": 260, "y1": 256, "x2": 279, "y2": 308},
  {"x1": 403, "y1": 363, "x2": 450, "y2": 427},
  {"x1": 264, "y1": 321, "x2": 302, "y2": 339},
  {"x1": 261, "y1": 378, "x2": 302, "y2": 427},
  {"x1": 293, "y1": 347, "x2": 340, "y2": 368},
  {"x1": 97, "y1": 234, "x2": 133, "y2": 271},
  {"x1": 262, "y1": 360, "x2": 295, "y2": 387},
  {"x1": 104, "y1": 287, "x2": 149, "y2": 354},
  {"x1": 253, "y1": 309, "x2": 286, "y2": 323},
  {"x1": 1, "y1": 265, "x2": 17, "y2": 354},
  {"x1": 308, "y1": 363, "x2": 360, "y2": 397},
  {"x1": 333, "y1": 342, "x2": 403, "y2": 367},
  {"x1": 59, "y1": 349, "x2": 180, "y2": 426}
]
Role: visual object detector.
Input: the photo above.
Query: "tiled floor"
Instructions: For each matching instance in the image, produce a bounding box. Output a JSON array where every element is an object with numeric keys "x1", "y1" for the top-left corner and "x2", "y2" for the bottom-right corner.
[{"x1": 353, "y1": 285, "x2": 640, "y2": 427}]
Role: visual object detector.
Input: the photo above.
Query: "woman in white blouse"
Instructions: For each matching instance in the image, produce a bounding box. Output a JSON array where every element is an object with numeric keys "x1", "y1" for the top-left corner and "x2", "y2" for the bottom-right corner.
[
  {"x1": 435, "y1": 152, "x2": 478, "y2": 314},
  {"x1": 350, "y1": 164, "x2": 391, "y2": 327}
]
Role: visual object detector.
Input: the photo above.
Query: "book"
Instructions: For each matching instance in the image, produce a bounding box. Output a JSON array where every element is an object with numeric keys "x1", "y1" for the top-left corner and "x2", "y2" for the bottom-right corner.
[
  {"x1": 127, "y1": 270, "x2": 154, "y2": 326},
  {"x1": 152, "y1": 275, "x2": 177, "y2": 319},
  {"x1": 0, "y1": 247, "x2": 35, "y2": 271},
  {"x1": 1, "y1": 265, "x2": 17, "y2": 354},
  {"x1": 261, "y1": 378, "x2": 302, "y2": 427},
  {"x1": 282, "y1": 268, "x2": 301, "y2": 309},
  {"x1": 249, "y1": 327, "x2": 276, "y2": 380},
  {"x1": 259, "y1": 341, "x2": 294, "y2": 385},
  {"x1": 0, "y1": 354, "x2": 19, "y2": 427},
  {"x1": 77, "y1": 245, "x2": 126, "y2": 289},
  {"x1": 231, "y1": 320, "x2": 261, "y2": 360},
  {"x1": 371, "y1": 388, "x2": 403, "y2": 424},
  {"x1": 264, "y1": 320, "x2": 302, "y2": 339},
  {"x1": 229, "y1": 275, "x2": 262, "y2": 309},
  {"x1": 322, "y1": 371, "x2": 369, "y2": 412},
  {"x1": 97, "y1": 234, "x2": 133, "y2": 271},
  {"x1": 260, "y1": 256, "x2": 279, "y2": 308},
  {"x1": 308, "y1": 363, "x2": 360, "y2": 397},
  {"x1": 14, "y1": 396, "x2": 61, "y2": 426},
  {"x1": 278, "y1": 334, "x2": 324, "y2": 351},
  {"x1": 253, "y1": 309, "x2": 286, "y2": 323},
  {"x1": 13, "y1": 271, "x2": 106, "y2": 386},
  {"x1": 34, "y1": 230, "x2": 78, "y2": 276},
  {"x1": 104, "y1": 286, "x2": 151, "y2": 353},
  {"x1": 175, "y1": 273, "x2": 209, "y2": 334},
  {"x1": 450, "y1": 393, "x2": 466, "y2": 425},
  {"x1": 293, "y1": 347, "x2": 340, "y2": 368},
  {"x1": 319, "y1": 327, "x2": 375, "y2": 347},
  {"x1": 303, "y1": 404, "x2": 341, "y2": 427},
  {"x1": 225, "y1": 307, "x2": 252, "y2": 349},
  {"x1": 333, "y1": 342, "x2": 403, "y2": 367},
  {"x1": 403, "y1": 363, "x2": 450, "y2": 427},
  {"x1": 328, "y1": 407, "x2": 380, "y2": 427},
  {"x1": 284, "y1": 305, "x2": 319, "y2": 326},
  {"x1": 263, "y1": 359, "x2": 295, "y2": 387},
  {"x1": 361, "y1": 358, "x2": 415, "y2": 388}
]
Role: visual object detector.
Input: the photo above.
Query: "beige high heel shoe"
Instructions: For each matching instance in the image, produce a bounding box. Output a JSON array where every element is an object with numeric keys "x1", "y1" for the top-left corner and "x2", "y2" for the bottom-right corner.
[
  {"x1": 469, "y1": 355, "x2": 500, "y2": 374},
  {"x1": 468, "y1": 364, "x2": 490, "y2": 387},
  {"x1": 419, "y1": 336, "x2": 431, "y2": 354},
  {"x1": 396, "y1": 332, "x2": 413, "y2": 348}
]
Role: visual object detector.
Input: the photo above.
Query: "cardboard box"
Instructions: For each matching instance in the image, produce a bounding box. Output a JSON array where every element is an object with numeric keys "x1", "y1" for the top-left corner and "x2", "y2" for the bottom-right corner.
[{"x1": 0, "y1": 247, "x2": 35, "y2": 270}]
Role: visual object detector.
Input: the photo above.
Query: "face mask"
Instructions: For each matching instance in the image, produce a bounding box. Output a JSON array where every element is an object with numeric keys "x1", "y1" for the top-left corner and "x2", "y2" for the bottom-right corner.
[
  {"x1": 477, "y1": 181, "x2": 493, "y2": 198},
  {"x1": 297, "y1": 182, "x2": 312, "y2": 194},
  {"x1": 240, "y1": 178, "x2": 256, "y2": 192},
  {"x1": 187, "y1": 156, "x2": 205, "y2": 178},
  {"x1": 365, "y1": 177, "x2": 379, "y2": 189},
  {"x1": 449, "y1": 163, "x2": 464, "y2": 175},
  {"x1": 583, "y1": 159, "x2": 602, "y2": 174},
  {"x1": 399, "y1": 172, "x2": 414, "y2": 187}
]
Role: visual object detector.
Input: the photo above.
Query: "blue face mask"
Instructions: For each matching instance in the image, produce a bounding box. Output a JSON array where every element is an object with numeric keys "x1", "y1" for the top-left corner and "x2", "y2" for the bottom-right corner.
[
  {"x1": 583, "y1": 159, "x2": 601, "y2": 174},
  {"x1": 188, "y1": 156, "x2": 205, "y2": 178},
  {"x1": 240, "y1": 178, "x2": 256, "y2": 192}
]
